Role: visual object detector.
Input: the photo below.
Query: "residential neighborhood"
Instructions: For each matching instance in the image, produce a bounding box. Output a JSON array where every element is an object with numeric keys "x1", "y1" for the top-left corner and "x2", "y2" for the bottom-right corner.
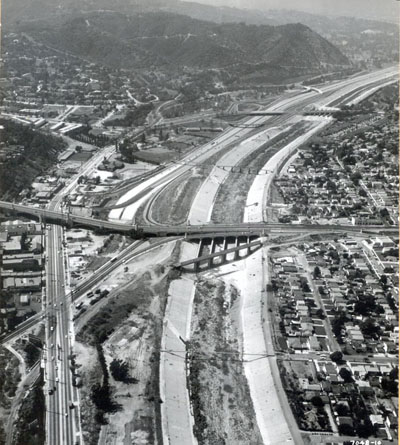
[
  {"x1": 0, "y1": 221, "x2": 44, "y2": 335},
  {"x1": 269, "y1": 235, "x2": 398, "y2": 440}
]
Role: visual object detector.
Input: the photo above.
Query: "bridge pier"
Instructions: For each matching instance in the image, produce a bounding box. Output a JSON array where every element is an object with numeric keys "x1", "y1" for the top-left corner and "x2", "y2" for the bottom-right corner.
[
  {"x1": 209, "y1": 237, "x2": 217, "y2": 268},
  {"x1": 247, "y1": 237, "x2": 251, "y2": 256},
  {"x1": 194, "y1": 240, "x2": 204, "y2": 273},
  {"x1": 234, "y1": 237, "x2": 240, "y2": 260},
  {"x1": 197, "y1": 239, "x2": 204, "y2": 258},
  {"x1": 222, "y1": 238, "x2": 228, "y2": 264},
  {"x1": 210, "y1": 238, "x2": 217, "y2": 254}
]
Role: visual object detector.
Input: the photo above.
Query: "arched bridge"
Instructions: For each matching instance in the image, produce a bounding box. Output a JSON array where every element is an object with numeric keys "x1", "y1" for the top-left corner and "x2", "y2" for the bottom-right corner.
[{"x1": 177, "y1": 236, "x2": 262, "y2": 272}]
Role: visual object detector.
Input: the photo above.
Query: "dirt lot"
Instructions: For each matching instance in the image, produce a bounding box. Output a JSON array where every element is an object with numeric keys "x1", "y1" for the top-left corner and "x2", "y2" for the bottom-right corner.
[
  {"x1": 133, "y1": 132, "x2": 211, "y2": 165},
  {"x1": 74, "y1": 242, "x2": 181, "y2": 445},
  {"x1": 188, "y1": 278, "x2": 262, "y2": 445},
  {"x1": 133, "y1": 147, "x2": 176, "y2": 164},
  {"x1": 149, "y1": 170, "x2": 204, "y2": 225},
  {"x1": 69, "y1": 152, "x2": 93, "y2": 163}
]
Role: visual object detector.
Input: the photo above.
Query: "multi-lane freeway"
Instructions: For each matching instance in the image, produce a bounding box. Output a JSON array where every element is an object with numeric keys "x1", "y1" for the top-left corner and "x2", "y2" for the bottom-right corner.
[{"x1": 105, "y1": 65, "x2": 397, "y2": 225}]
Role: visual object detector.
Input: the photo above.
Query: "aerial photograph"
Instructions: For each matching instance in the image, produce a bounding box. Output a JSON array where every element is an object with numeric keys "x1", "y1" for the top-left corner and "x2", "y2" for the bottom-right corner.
[{"x1": 0, "y1": 1, "x2": 398, "y2": 444}]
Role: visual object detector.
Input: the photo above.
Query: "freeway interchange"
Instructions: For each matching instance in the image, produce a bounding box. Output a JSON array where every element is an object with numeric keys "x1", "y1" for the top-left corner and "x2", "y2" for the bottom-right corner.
[
  {"x1": 107, "y1": 65, "x2": 397, "y2": 226},
  {"x1": 0, "y1": 65, "x2": 398, "y2": 445}
]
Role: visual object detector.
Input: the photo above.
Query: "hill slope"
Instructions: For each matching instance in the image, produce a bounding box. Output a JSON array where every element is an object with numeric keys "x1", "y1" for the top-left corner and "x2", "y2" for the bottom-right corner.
[{"x1": 17, "y1": 10, "x2": 350, "y2": 74}]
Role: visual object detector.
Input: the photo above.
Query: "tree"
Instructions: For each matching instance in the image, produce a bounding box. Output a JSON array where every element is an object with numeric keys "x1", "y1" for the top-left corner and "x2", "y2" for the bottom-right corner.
[
  {"x1": 356, "y1": 421, "x2": 374, "y2": 438},
  {"x1": 379, "y1": 208, "x2": 389, "y2": 219},
  {"x1": 336, "y1": 403, "x2": 349, "y2": 416},
  {"x1": 316, "y1": 309, "x2": 325, "y2": 319},
  {"x1": 353, "y1": 301, "x2": 370, "y2": 316},
  {"x1": 301, "y1": 282, "x2": 311, "y2": 293},
  {"x1": 381, "y1": 366, "x2": 398, "y2": 395},
  {"x1": 313, "y1": 266, "x2": 321, "y2": 279},
  {"x1": 24, "y1": 342, "x2": 41, "y2": 368},
  {"x1": 339, "y1": 367, "x2": 354, "y2": 383},
  {"x1": 311, "y1": 396, "x2": 324, "y2": 408},
  {"x1": 338, "y1": 423, "x2": 354, "y2": 436},
  {"x1": 350, "y1": 171, "x2": 362, "y2": 185},
  {"x1": 330, "y1": 351, "x2": 343, "y2": 364},
  {"x1": 110, "y1": 359, "x2": 138, "y2": 384},
  {"x1": 332, "y1": 312, "x2": 347, "y2": 340},
  {"x1": 360, "y1": 318, "x2": 381, "y2": 338},
  {"x1": 20, "y1": 233, "x2": 30, "y2": 251},
  {"x1": 389, "y1": 366, "x2": 398, "y2": 381},
  {"x1": 359, "y1": 189, "x2": 368, "y2": 198}
]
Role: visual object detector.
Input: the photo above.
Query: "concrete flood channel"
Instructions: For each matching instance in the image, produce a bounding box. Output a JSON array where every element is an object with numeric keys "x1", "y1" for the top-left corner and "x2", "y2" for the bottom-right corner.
[{"x1": 160, "y1": 277, "x2": 197, "y2": 445}]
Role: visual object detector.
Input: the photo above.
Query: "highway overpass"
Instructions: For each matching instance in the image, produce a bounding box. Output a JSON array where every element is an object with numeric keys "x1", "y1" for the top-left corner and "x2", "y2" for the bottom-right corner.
[{"x1": 0, "y1": 201, "x2": 397, "y2": 238}]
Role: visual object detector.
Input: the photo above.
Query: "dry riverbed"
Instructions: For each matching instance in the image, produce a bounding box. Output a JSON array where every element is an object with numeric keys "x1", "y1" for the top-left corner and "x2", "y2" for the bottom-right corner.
[{"x1": 188, "y1": 277, "x2": 262, "y2": 445}]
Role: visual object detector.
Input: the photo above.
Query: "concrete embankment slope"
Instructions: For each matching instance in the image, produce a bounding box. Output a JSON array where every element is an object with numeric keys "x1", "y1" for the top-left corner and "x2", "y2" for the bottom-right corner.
[
  {"x1": 160, "y1": 278, "x2": 197, "y2": 445},
  {"x1": 241, "y1": 250, "x2": 299, "y2": 444},
  {"x1": 217, "y1": 252, "x2": 302, "y2": 444}
]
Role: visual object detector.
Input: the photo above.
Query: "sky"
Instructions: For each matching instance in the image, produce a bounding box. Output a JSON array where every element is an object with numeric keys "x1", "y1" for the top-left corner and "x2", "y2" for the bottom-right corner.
[{"x1": 185, "y1": 0, "x2": 400, "y2": 22}]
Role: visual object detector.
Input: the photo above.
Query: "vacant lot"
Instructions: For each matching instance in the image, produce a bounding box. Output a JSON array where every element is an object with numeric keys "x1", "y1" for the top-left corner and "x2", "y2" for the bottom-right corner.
[
  {"x1": 69, "y1": 151, "x2": 93, "y2": 162},
  {"x1": 134, "y1": 147, "x2": 176, "y2": 164},
  {"x1": 149, "y1": 170, "x2": 204, "y2": 225},
  {"x1": 75, "y1": 243, "x2": 181, "y2": 445}
]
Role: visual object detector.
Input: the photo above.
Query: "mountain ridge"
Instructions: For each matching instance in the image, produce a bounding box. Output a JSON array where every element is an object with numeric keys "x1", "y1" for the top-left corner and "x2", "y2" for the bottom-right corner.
[{"x1": 15, "y1": 10, "x2": 350, "y2": 75}]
